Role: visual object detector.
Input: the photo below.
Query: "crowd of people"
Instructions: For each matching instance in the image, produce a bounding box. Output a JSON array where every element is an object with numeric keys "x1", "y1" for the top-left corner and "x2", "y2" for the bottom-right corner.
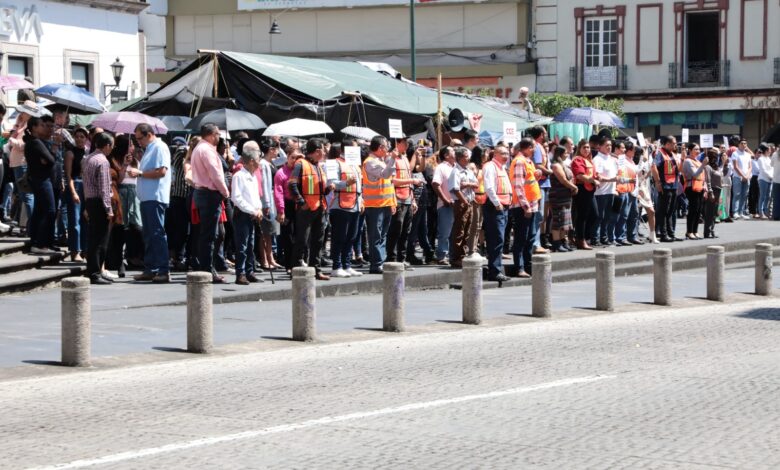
[{"x1": 1, "y1": 99, "x2": 778, "y2": 285}]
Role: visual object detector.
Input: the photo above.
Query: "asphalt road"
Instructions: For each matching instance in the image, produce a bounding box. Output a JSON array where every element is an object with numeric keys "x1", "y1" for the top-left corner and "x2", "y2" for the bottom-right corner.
[{"x1": 2, "y1": 297, "x2": 778, "y2": 469}]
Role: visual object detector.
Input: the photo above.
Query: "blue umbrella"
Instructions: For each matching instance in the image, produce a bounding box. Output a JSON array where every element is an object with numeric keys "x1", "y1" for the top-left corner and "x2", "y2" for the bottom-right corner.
[
  {"x1": 158, "y1": 115, "x2": 191, "y2": 132},
  {"x1": 553, "y1": 107, "x2": 624, "y2": 128},
  {"x1": 35, "y1": 83, "x2": 105, "y2": 115},
  {"x1": 478, "y1": 130, "x2": 505, "y2": 147}
]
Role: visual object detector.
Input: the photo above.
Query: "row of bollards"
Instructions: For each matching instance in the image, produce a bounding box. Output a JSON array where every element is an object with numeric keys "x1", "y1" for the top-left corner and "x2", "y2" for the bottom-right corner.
[{"x1": 60, "y1": 245, "x2": 775, "y2": 367}]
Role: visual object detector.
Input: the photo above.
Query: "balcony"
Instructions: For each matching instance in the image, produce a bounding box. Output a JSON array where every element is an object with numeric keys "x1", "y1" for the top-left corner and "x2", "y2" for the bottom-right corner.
[
  {"x1": 569, "y1": 64, "x2": 627, "y2": 92},
  {"x1": 668, "y1": 60, "x2": 730, "y2": 89}
]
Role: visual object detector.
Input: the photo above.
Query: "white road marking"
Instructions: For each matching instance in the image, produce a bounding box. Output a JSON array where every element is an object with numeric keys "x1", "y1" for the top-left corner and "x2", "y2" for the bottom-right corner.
[{"x1": 28, "y1": 375, "x2": 615, "y2": 470}]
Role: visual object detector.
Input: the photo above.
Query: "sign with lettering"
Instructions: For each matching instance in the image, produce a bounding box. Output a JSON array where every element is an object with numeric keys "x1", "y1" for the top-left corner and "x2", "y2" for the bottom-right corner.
[
  {"x1": 0, "y1": 5, "x2": 43, "y2": 42},
  {"x1": 681, "y1": 128, "x2": 689, "y2": 143},
  {"x1": 700, "y1": 134, "x2": 714, "y2": 148},
  {"x1": 502, "y1": 121, "x2": 517, "y2": 144},
  {"x1": 344, "y1": 145, "x2": 361, "y2": 166},
  {"x1": 388, "y1": 119, "x2": 404, "y2": 139}
]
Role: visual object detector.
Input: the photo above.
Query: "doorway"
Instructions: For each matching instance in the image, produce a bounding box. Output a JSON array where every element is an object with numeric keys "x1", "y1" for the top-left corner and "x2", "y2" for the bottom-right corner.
[{"x1": 685, "y1": 12, "x2": 720, "y2": 86}]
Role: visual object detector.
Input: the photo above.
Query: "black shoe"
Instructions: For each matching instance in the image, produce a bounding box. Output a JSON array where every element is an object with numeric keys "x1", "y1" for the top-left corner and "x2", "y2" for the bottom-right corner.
[
  {"x1": 616, "y1": 240, "x2": 633, "y2": 246},
  {"x1": 246, "y1": 273, "x2": 264, "y2": 283},
  {"x1": 628, "y1": 239, "x2": 645, "y2": 245},
  {"x1": 152, "y1": 273, "x2": 171, "y2": 284},
  {"x1": 661, "y1": 236, "x2": 674, "y2": 243},
  {"x1": 724, "y1": 218, "x2": 734, "y2": 223},
  {"x1": 409, "y1": 256, "x2": 424, "y2": 266},
  {"x1": 368, "y1": 267, "x2": 384, "y2": 275},
  {"x1": 489, "y1": 273, "x2": 510, "y2": 282},
  {"x1": 90, "y1": 276, "x2": 111, "y2": 285}
]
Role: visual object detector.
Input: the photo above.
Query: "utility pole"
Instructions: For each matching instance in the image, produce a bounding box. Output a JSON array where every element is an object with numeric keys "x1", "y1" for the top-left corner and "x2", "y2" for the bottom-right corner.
[{"x1": 410, "y1": 0, "x2": 416, "y2": 81}]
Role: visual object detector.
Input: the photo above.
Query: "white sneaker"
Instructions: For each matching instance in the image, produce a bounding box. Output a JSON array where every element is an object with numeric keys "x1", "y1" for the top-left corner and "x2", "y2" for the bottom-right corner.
[
  {"x1": 347, "y1": 268, "x2": 363, "y2": 277},
  {"x1": 101, "y1": 270, "x2": 118, "y2": 280},
  {"x1": 0, "y1": 221, "x2": 10, "y2": 233},
  {"x1": 332, "y1": 268, "x2": 351, "y2": 278}
]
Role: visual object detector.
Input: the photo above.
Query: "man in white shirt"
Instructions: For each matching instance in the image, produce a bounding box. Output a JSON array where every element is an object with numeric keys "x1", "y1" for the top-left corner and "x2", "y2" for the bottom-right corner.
[
  {"x1": 592, "y1": 138, "x2": 618, "y2": 245},
  {"x1": 230, "y1": 147, "x2": 263, "y2": 285},
  {"x1": 432, "y1": 146, "x2": 455, "y2": 264},
  {"x1": 730, "y1": 138, "x2": 753, "y2": 218}
]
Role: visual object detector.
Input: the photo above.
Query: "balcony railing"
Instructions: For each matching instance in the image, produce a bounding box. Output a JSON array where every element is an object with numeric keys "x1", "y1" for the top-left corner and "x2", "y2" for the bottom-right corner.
[
  {"x1": 569, "y1": 64, "x2": 627, "y2": 92},
  {"x1": 669, "y1": 60, "x2": 730, "y2": 88}
]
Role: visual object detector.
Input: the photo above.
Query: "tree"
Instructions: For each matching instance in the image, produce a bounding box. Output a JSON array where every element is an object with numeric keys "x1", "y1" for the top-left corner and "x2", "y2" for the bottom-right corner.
[{"x1": 529, "y1": 93, "x2": 625, "y2": 122}]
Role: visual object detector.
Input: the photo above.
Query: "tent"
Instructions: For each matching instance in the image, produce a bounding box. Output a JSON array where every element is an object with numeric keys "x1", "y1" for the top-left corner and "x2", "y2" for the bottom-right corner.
[{"x1": 126, "y1": 51, "x2": 541, "y2": 137}]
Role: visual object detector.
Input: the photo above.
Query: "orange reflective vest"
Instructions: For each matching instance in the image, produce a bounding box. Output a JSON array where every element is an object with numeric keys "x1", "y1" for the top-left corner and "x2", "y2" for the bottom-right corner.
[
  {"x1": 509, "y1": 155, "x2": 542, "y2": 204},
  {"x1": 362, "y1": 156, "x2": 396, "y2": 208},
  {"x1": 299, "y1": 159, "x2": 322, "y2": 211},
  {"x1": 394, "y1": 156, "x2": 412, "y2": 201},
  {"x1": 661, "y1": 150, "x2": 678, "y2": 185},
  {"x1": 475, "y1": 169, "x2": 487, "y2": 205},
  {"x1": 684, "y1": 159, "x2": 705, "y2": 192},
  {"x1": 335, "y1": 159, "x2": 358, "y2": 209},
  {"x1": 616, "y1": 162, "x2": 637, "y2": 194},
  {"x1": 490, "y1": 160, "x2": 512, "y2": 206}
]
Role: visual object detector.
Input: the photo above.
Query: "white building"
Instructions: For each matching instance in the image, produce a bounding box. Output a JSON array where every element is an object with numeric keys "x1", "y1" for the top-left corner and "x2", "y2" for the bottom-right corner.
[
  {"x1": 0, "y1": 0, "x2": 148, "y2": 106},
  {"x1": 534, "y1": 0, "x2": 780, "y2": 143}
]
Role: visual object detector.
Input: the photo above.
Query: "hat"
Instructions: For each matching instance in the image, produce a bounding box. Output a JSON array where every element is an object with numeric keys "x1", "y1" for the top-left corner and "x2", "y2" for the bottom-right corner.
[
  {"x1": 17, "y1": 100, "x2": 42, "y2": 118},
  {"x1": 172, "y1": 136, "x2": 187, "y2": 146}
]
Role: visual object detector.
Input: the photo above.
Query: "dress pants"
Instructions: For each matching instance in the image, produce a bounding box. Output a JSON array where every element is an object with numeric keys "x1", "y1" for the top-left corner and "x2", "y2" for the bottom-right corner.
[
  {"x1": 511, "y1": 207, "x2": 537, "y2": 275},
  {"x1": 85, "y1": 198, "x2": 110, "y2": 279},
  {"x1": 482, "y1": 203, "x2": 507, "y2": 279}
]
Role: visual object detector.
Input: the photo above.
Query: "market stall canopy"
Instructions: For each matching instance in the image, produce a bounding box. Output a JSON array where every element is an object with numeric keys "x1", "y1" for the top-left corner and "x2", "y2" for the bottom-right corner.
[{"x1": 125, "y1": 51, "x2": 537, "y2": 136}]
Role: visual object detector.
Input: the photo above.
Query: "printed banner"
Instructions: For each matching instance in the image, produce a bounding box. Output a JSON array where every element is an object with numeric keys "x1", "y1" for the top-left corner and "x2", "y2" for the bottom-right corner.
[{"x1": 238, "y1": 0, "x2": 471, "y2": 10}]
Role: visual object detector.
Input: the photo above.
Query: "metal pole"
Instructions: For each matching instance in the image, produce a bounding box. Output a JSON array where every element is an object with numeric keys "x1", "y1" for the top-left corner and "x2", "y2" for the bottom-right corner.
[{"x1": 410, "y1": 0, "x2": 416, "y2": 82}]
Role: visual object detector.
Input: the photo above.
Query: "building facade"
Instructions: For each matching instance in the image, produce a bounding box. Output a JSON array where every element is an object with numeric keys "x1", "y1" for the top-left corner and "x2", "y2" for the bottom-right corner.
[
  {"x1": 0, "y1": 0, "x2": 148, "y2": 107},
  {"x1": 534, "y1": 0, "x2": 780, "y2": 143},
  {"x1": 155, "y1": 0, "x2": 536, "y2": 103}
]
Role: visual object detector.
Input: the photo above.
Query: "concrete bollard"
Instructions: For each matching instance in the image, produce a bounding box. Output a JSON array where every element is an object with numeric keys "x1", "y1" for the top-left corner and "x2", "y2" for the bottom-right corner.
[
  {"x1": 61, "y1": 277, "x2": 91, "y2": 367},
  {"x1": 653, "y1": 248, "x2": 672, "y2": 306},
  {"x1": 706, "y1": 246, "x2": 725, "y2": 302},
  {"x1": 292, "y1": 267, "x2": 317, "y2": 341},
  {"x1": 187, "y1": 272, "x2": 214, "y2": 353},
  {"x1": 755, "y1": 243, "x2": 773, "y2": 296},
  {"x1": 462, "y1": 257, "x2": 483, "y2": 325},
  {"x1": 531, "y1": 254, "x2": 552, "y2": 318},
  {"x1": 595, "y1": 251, "x2": 615, "y2": 311},
  {"x1": 382, "y1": 262, "x2": 405, "y2": 332}
]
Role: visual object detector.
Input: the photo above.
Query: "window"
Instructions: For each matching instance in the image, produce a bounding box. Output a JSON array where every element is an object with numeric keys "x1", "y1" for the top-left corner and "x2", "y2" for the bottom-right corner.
[
  {"x1": 583, "y1": 18, "x2": 618, "y2": 88},
  {"x1": 71, "y1": 62, "x2": 91, "y2": 92},
  {"x1": 7, "y1": 56, "x2": 30, "y2": 79}
]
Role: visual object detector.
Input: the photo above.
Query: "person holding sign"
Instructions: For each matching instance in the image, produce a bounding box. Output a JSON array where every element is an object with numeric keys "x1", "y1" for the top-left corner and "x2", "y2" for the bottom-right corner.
[
  {"x1": 651, "y1": 136, "x2": 683, "y2": 242},
  {"x1": 326, "y1": 142, "x2": 363, "y2": 278},
  {"x1": 289, "y1": 138, "x2": 332, "y2": 281},
  {"x1": 682, "y1": 143, "x2": 707, "y2": 239},
  {"x1": 362, "y1": 135, "x2": 397, "y2": 275},
  {"x1": 387, "y1": 138, "x2": 422, "y2": 267}
]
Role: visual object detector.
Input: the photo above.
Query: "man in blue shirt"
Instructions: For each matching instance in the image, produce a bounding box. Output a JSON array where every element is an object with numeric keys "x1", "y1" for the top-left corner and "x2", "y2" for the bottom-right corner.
[
  {"x1": 651, "y1": 135, "x2": 682, "y2": 242},
  {"x1": 128, "y1": 123, "x2": 172, "y2": 283}
]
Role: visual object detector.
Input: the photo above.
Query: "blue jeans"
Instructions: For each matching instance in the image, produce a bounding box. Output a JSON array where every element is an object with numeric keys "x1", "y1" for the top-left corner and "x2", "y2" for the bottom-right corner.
[
  {"x1": 232, "y1": 210, "x2": 256, "y2": 276},
  {"x1": 731, "y1": 176, "x2": 750, "y2": 216},
  {"x1": 593, "y1": 194, "x2": 615, "y2": 242},
  {"x1": 140, "y1": 200, "x2": 169, "y2": 275},
  {"x1": 435, "y1": 205, "x2": 454, "y2": 261},
  {"x1": 613, "y1": 193, "x2": 629, "y2": 241},
  {"x1": 482, "y1": 204, "x2": 507, "y2": 279},
  {"x1": 352, "y1": 212, "x2": 366, "y2": 259},
  {"x1": 12, "y1": 166, "x2": 34, "y2": 231},
  {"x1": 511, "y1": 207, "x2": 538, "y2": 274},
  {"x1": 366, "y1": 206, "x2": 392, "y2": 270},
  {"x1": 626, "y1": 195, "x2": 639, "y2": 241},
  {"x1": 534, "y1": 188, "x2": 548, "y2": 247},
  {"x1": 29, "y1": 177, "x2": 55, "y2": 248},
  {"x1": 194, "y1": 189, "x2": 223, "y2": 275},
  {"x1": 757, "y1": 179, "x2": 772, "y2": 217},
  {"x1": 65, "y1": 179, "x2": 88, "y2": 254},
  {"x1": 330, "y1": 209, "x2": 359, "y2": 270}
]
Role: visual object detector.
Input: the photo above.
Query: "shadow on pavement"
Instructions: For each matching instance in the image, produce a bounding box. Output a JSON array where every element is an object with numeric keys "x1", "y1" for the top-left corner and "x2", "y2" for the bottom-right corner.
[
  {"x1": 734, "y1": 308, "x2": 780, "y2": 321},
  {"x1": 152, "y1": 347, "x2": 189, "y2": 353},
  {"x1": 354, "y1": 327, "x2": 385, "y2": 332},
  {"x1": 22, "y1": 360, "x2": 65, "y2": 367},
  {"x1": 260, "y1": 336, "x2": 295, "y2": 341},
  {"x1": 436, "y1": 319, "x2": 465, "y2": 324}
]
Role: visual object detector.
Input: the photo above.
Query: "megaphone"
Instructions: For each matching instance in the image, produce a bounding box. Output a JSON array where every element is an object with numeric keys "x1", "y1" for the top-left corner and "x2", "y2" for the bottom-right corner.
[{"x1": 447, "y1": 108, "x2": 465, "y2": 132}]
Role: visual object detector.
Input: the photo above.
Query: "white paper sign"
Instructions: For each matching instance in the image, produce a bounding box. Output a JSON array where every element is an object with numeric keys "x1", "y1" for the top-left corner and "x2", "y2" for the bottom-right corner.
[
  {"x1": 681, "y1": 128, "x2": 689, "y2": 143},
  {"x1": 723, "y1": 136, "x2": 729, "y2": 147},
  {"x1": 503, "y1": 121, "x2": 517, "y2": 144},
  {"x1": 700, "y1": 134, "x2": 714, "y2": 148},
  {"x1": 344, "y1": 146, "x2": 362, "y2": 166},
  {"x1": 636, "y1": 132, "x2": 647, "y2": 147},
  {"x1": 325, "y1": 160, "x2": 340, "y2": 181},
  {"x1": 388, "y1": 119, "x2": 404, "y2": 139}
]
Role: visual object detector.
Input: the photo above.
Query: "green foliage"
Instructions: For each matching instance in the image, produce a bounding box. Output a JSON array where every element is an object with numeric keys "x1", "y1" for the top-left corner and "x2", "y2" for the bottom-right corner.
[{"x1": 529, "y1": 93, "x2": 625, "y2": 123}]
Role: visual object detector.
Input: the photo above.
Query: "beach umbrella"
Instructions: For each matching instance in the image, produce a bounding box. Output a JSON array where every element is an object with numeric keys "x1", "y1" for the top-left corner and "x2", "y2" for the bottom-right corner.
[
  {"x1": 186, "y1": 108, "x2": 266, "y2": 132},
  {"x1": 34, "y1": 83, "x2": 105, "y2": 115},
  {"x1": 263, "y1": 118, "x2": 333, "y2": 137},
  {"x1": 341, "y1": 126, "x2": 379, "y2": 141},
  {"x1": 91, "y1": 111, "x2": 168, "y2": 134},
  {"x1": 553, "y1": 107, "x2": 625, "y2": 128},
  {"x1": 0, "y1": 76, "x2": 34, "y2": 90}
]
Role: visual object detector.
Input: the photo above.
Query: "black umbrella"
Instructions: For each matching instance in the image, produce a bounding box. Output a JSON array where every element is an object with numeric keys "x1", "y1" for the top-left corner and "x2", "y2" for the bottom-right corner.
[
  {"x1": 158, "y1": 115, "x2": 191, "y2": 132},
  {"x1": 762, "y1": 122, "x2": 780, "y2": 145},
  {"x1": 186, "y1": 108, "x2": 266, "y2": 132}
]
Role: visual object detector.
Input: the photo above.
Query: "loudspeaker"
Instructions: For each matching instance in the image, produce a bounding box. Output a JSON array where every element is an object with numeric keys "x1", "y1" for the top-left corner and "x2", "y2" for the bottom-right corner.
[{"x1": 447, "y1": 108, "x2": 465, "y2": 132}]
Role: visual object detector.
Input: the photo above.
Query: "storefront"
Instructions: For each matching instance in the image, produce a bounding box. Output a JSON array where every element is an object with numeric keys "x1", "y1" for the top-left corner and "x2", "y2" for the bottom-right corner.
[{"x1": 0, "y1": 0, "x2": 147, "y2": 107}]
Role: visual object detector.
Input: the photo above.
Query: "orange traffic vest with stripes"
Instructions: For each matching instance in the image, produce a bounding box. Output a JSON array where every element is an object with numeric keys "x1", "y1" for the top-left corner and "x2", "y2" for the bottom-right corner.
[
  {"x1": 475, "y1": 169, "x2": 487, "y2": 205},
  {"x1": 508, "y1": 155, "x2": 542, "y2": 204},
  {"x1": 684, "y1": 159, "x2": 705, "y2": 192},
  {"x1": 490, "y1": 160, "x2": 512, "y2": 206},
  {"x1": 661, "y1": 150, "x2": 678, "y2": 185},
  {"x1": 299, "y1": 159, "x2": 323, "y2": 211},
  {"x1": 616, "y1": 161, "x2": 637, "y2": 194},
  {"x1": 362, "y1": 156, "x2": 396, "y2": 208},
  {"x1": 394, "y1": 156, "x2": 412, "y2": 200},
  {"x1": 335, "y1": 159, "x2": 359, "y2": 209}
]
